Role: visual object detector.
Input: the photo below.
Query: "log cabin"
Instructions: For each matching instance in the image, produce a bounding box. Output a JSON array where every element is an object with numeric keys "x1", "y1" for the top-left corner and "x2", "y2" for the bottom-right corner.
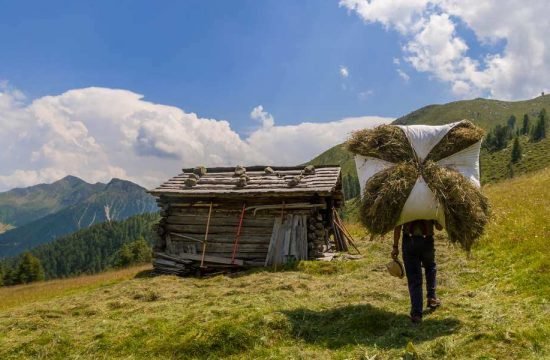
[{"x1": 148, "y1": 165, "x2": 344, "y2": 275}]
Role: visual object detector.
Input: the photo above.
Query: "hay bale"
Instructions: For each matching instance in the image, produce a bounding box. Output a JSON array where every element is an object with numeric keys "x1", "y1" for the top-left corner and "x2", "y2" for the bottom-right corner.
[
  {"x1": 346, "y1": 125, "x2": 416, "y2": 163},
  {"x1": 348, "y1": 121, "x2": 490, "y2": 250},
  {"x1": 423, "y1": 161, "x2": 490, "y2": 250},
  {"x1": 426, "y1": 121, "x2": 485, "y2": 162},
  {"x1": 359, "y1": 162, "x2": 418, "y2": 235}
]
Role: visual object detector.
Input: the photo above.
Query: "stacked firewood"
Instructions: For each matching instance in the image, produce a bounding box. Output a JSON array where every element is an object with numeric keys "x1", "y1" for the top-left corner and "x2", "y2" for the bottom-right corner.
[{"x1": 307, "y1": 212, "x2": 329, "y2": 259}]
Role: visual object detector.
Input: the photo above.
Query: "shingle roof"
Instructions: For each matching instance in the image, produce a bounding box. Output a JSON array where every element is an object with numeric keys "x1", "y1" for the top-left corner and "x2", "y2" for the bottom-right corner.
[{"x1": 149, "y1": 165, "x2": 341, "y2": 197}]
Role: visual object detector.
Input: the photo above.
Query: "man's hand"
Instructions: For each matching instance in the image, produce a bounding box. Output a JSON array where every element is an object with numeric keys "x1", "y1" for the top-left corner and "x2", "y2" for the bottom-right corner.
[{"x1": 391, "y1": 246, "x2": 399, "y2": 259}]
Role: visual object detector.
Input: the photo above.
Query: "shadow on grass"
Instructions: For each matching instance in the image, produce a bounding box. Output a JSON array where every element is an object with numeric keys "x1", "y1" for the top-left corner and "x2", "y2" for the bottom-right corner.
[{"x1": 283, "y1": 304, "x2": 460, "y2": 349}]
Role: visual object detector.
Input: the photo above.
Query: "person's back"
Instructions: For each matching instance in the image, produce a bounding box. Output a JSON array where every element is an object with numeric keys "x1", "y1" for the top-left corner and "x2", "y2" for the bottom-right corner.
[{"x1": 393, "y1": 220, "x2": 442, "y2": 323}]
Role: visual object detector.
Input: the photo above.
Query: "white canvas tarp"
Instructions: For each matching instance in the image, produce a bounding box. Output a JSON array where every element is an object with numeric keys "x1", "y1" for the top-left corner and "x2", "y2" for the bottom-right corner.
[{"x1": 355, "y1": 121, "x2": 482, "y2": 228}]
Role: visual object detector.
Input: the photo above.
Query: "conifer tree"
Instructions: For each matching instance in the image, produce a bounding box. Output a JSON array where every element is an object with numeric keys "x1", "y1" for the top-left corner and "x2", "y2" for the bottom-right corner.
[
  {"x1": 507, "y1": 115, "x2": 516, "y2": 130},
  {"x1": 511, "y1": 136, "x2": 522, "y2": 163},
  {"x1": 522, "y1": 114, "x2": 530, "y2": 135},
  {"x1": 16, "y1": 253, "x2": 45, "y2": 284},
  {"x1": 531, "y1": 108, "x2": 547, "y2": 141}
]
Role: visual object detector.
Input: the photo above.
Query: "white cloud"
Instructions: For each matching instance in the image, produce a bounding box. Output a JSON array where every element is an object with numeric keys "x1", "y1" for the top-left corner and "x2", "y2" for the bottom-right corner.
[
  {"x1": 358, "y1": 89, "x2": 374, "y2": 101},
  {"x1": 250, "y1": 105, "x2": 274, "y2": 128},
  {"x1": 341, "y1": 0, "x2": 550, "y2": 99},
  {"x1": 0, "y1": 85, "x2": 393, "y2": 191},
  {"x1": 340, "y1": 66, "x2": 350, "y2": 78},
  {"x1": 396, "y1": 69, "x2": 410, "y2": 82}
]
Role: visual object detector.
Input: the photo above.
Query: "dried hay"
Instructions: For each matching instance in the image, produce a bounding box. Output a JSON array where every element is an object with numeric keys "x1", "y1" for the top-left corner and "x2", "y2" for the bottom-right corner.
[
  {"x1": 359, "y1": 162, "x2": 418, "y2": 235},
  {"x1": 423, "y1": 161, "x2": 490, "y2": 250},
  {"x1": 346, "y1": 125, "x2": 416, "y2": 163},
  {"x1": 348, "y1": 121, "x2": 490, "y2": 250},
  {"x1": 426, "y1": 121, "x2": 485, "y2": 162}
]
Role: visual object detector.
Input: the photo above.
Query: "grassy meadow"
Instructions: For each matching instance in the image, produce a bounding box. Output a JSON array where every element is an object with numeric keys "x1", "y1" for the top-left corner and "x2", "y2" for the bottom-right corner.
[{"x1": 0, "y1": 170, "x2": 548, "y2": 359}]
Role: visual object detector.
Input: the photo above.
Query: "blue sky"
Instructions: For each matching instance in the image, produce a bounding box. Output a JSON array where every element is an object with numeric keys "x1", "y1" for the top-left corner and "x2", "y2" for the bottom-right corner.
[
  {"x1": 0, "y1": 0, "x2": 454, "y2": 132},
  {"x1": 0, "y1": 0, "x2": 547, "y2": 189}
]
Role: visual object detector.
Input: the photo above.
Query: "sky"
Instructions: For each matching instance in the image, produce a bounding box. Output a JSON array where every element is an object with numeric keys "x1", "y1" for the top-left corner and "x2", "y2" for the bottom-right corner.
[{"x1": 1, "y1": 0, "x2": 549, "y2": 190}]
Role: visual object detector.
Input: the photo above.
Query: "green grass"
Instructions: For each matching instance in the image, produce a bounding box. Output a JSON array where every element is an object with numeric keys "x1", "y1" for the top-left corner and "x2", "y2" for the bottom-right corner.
[
  {"x1": 0, "y1": 170, "x2": 548, "y2": 359},
  {"x1": 481, "y1": 136, "x2": 550, "y2": 183}
]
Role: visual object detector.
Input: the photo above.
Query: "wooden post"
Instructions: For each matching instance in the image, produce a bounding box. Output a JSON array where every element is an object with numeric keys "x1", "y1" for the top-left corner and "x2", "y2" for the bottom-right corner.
[
  {"x1": 231, "y1": 202, "x2": 246, "y2": 265},
  {"x1": 200, "y1": 201, "x2": 214, "y2": 268}
]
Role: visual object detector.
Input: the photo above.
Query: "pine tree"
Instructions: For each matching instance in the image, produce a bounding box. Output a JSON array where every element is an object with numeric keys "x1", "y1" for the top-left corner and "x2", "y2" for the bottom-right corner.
[
  {"x1": 531, "y1": 108, "x2": 547, "y2": 141},
  {"x1": 114, "y1": 243, "x2": 134, "y2": 268},
  {"x1": 511, "y1": 136, "x2": 522, "y2": 163},
  {"x1": 507, "y1": 115, "x2": 516, "y2": 130},
  {"x1": 131, "y1": 238, "x2": 152, "y2": 264},
  {"x1": 16, "y1": 253, "x2": 45, "y2": 284},
  {"x1": 522, "y1": 114, "x2": 530, "y2": 135}
]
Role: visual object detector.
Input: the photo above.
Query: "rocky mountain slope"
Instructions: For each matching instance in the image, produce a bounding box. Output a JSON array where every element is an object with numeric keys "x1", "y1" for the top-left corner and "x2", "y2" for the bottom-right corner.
[{"x1": 0, "y1": 177, "x2": 158, "y2": 258}]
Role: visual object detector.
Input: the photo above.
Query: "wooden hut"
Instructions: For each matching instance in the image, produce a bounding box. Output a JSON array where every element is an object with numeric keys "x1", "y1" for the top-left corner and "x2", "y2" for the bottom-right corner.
[{"x1": 148, "y1": 165, "x2": 345, "y2": 275}]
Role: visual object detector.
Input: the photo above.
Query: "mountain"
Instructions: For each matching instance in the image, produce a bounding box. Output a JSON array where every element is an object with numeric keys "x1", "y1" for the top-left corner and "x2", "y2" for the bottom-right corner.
[
  {"x1": 393, "y1": 94, "x2": 550, "y2": 129},
  {"x1": 0, "y1": 175, "x2": 104, "y2": 228},
  {"x1": 309, "y1": 96, "x2": 550, "y2": 186},
  {"x1": 0, "y1": 177, "x2": 158, "y2": 258}
]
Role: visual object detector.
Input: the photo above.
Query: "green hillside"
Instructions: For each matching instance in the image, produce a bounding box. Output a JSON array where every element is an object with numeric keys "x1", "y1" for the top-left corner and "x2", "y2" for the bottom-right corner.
[
  {"x1": 0, "y1": 169, "x2": 548, "y2": 359},
  {"x1": 0, "y1": 178, "x2": 158, "y2": 258},
  {"x1": 0, "y1": 212, "x2": 159, "y2": 281},
  {"x1": 393, "y1": 94, "x2": 550, "y2": 130}
]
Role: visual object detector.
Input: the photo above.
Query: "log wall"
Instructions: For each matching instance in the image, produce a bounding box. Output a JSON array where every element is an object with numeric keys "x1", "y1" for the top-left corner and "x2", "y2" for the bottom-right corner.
[{"x1": 152, "y1": 196, "x2": 337, "y2": 275}]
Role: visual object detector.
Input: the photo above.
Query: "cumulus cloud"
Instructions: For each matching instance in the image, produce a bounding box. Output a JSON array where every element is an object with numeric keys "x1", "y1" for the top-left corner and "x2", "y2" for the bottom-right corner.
[
  {"x1": 340, "y1": 66, "x2": 350, "y2": 78},
  {"x1": 396, "y1": 69, "x2": 410, "y2": 82},
  {"x1": 341, "y1": 0, "x2": 550, "y2": 99},
  {"x1": 0, "y1": 85, "x2": 392, "y2": 191},
  {"x1": 250, "y1": 105, "x2": 274, "y2": 128}
]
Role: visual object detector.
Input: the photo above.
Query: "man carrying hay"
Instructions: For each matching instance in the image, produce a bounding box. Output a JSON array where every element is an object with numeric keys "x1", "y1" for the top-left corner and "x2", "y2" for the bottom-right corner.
[
  {"x1": 347, "y1": 120, "x2": 490, "y2": 324},
  {"x1": 392, "y1": 220, "x2": 443, "y2": 324}
]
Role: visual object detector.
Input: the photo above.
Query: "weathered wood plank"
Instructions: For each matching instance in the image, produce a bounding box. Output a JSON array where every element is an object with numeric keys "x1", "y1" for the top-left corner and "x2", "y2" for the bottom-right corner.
[
  {"x1": 165, "y1": 215, "x2": 275, "y2": 227},
  {"x1": 165, "y1": 223, "x2": 273, "y2": 235},
  {"x1": 167, "y1": 232, "x2": 271, "y2": 244},
  {"x1": 175, "y1": 253, "x2": 244, "y2": 265}
]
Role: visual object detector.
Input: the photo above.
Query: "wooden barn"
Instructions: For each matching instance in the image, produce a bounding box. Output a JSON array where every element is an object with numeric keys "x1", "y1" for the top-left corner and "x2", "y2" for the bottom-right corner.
[{"x1": 148, "y1": 165, "x2": 352, "y2": 276}]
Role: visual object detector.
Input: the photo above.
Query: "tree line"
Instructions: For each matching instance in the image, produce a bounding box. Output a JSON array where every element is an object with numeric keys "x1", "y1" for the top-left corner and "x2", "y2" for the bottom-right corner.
[
  {"x1": 483, "y1": 108, "x2": 547, "y2": 153},
  {"x1": 0, "y1": 212, "x2": 159, "y2": 286}
]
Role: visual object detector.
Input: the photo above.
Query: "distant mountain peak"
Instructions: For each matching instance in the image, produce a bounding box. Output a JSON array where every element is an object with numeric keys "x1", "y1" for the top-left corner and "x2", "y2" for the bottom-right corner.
[{"x1": 59, "y1": 175, "x2": 88, "y2": 185}]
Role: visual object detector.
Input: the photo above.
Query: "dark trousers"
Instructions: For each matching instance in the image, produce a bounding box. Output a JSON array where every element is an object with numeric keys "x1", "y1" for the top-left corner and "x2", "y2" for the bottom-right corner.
[{"x1": 402, "y1": 234, "x2": 437, "y2": 317}]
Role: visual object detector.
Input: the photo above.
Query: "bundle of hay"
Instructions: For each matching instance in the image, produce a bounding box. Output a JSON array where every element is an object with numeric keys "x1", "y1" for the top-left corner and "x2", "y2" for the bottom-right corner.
[{"x1": 348, "y1": 120, "x2": 489, "y2": 250}]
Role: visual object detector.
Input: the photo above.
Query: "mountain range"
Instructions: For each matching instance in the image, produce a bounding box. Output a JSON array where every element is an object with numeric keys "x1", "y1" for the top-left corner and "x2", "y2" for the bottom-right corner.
[{"x1": 0, "y1": 176, "x2": 157, "y2": 258}]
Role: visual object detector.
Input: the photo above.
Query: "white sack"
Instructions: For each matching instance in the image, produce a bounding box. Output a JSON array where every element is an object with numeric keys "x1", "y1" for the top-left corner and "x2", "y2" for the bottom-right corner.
[{"x1": 355, "y1": 120, "x2": 482, "y2": 228}]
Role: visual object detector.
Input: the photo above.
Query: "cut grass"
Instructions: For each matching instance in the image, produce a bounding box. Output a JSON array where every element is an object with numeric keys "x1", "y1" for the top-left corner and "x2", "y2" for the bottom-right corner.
[
  {"x1": 0, "y1": 170, "x2": 548, "y2": 359},
  {"x1": 0, "y1": 265, "x2": 150, "y2": 312}
]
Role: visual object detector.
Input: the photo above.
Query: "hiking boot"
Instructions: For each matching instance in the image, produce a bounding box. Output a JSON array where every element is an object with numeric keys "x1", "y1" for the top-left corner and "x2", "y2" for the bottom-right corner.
[
  {"x1": 410, "y1": 314, "x2": 422, "y2": 324},
  {"x1": 427, "y1": 297, "x2": 441, "y2": 309}
]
